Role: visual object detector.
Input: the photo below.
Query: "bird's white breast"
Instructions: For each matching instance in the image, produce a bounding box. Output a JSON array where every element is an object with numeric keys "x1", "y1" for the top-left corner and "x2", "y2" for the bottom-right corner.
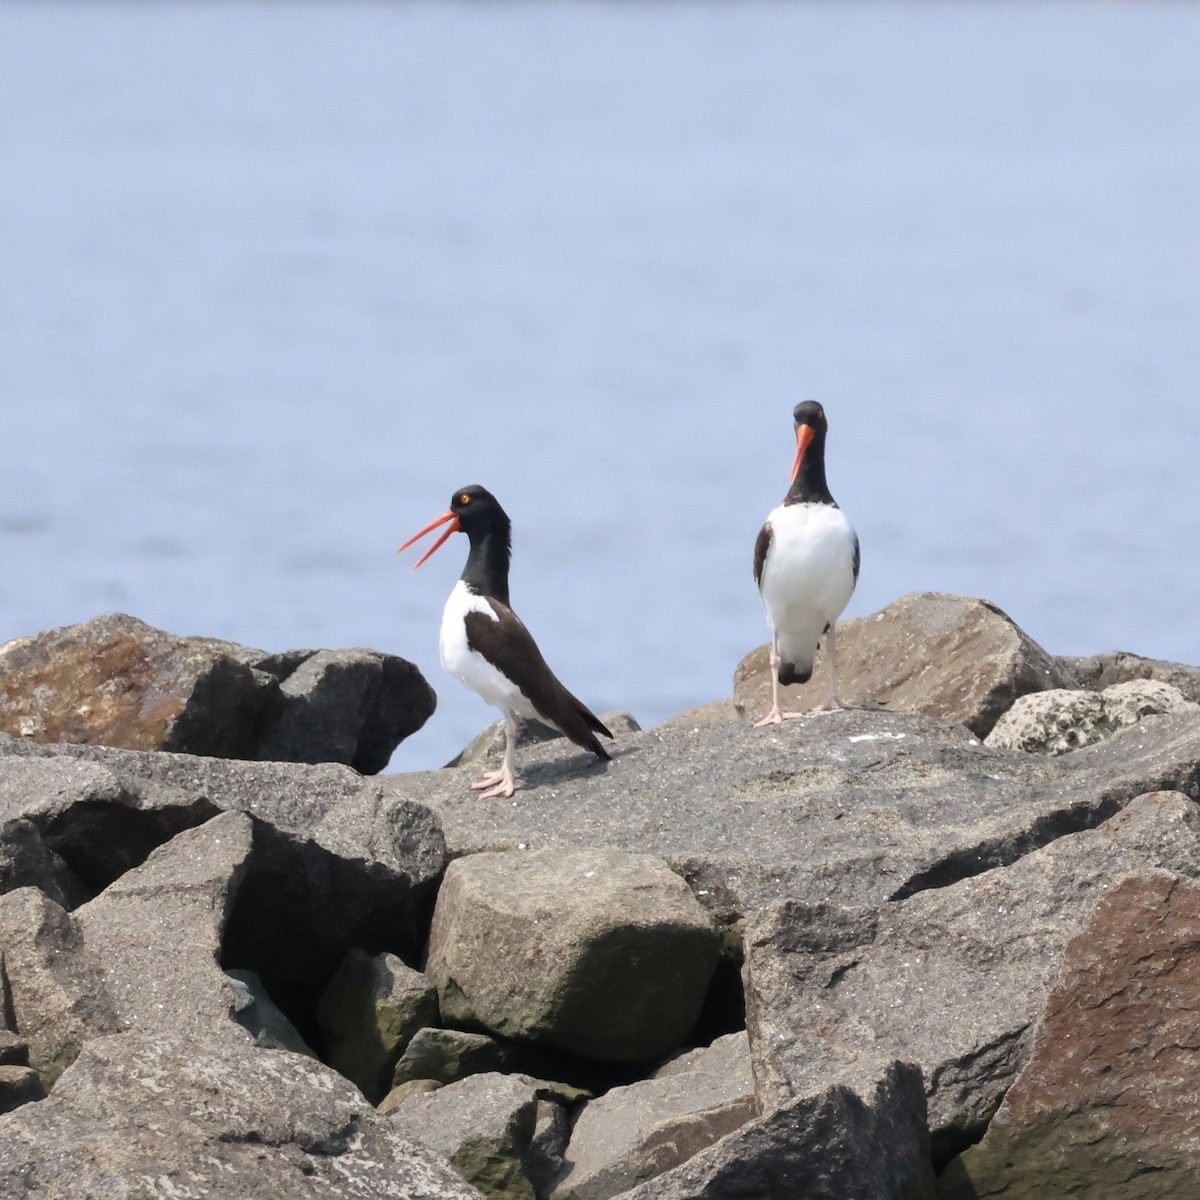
[
  {"x1": 759, "y1": 502, "x2": 857, "y2": 648},
  {"x1": 439, "y1": 580, "x2": 538, "y2": 719}
]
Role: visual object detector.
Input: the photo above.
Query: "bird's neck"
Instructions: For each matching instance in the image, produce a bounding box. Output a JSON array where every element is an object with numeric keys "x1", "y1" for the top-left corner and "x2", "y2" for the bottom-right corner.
[
  {"x1": 786, "y1": 433, "x2": 836, "y2": 506},
  {"x1": 461, "y1": 523, "x2": 512, "y2": 606}
]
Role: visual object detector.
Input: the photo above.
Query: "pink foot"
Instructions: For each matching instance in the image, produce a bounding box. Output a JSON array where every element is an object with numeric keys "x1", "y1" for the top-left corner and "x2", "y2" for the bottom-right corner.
[{"x1": 754, "y1": 708, "x2": 807, "y2": 727}]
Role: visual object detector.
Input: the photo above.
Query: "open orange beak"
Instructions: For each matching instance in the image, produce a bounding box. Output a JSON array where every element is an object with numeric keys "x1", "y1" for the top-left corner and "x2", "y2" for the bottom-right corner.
[
  {"x1": 397, "y1": 509, "x2": 460, "y2": 569},
  {"x1": 790, "y1": 423, "x2": 815, "y2": 484}
]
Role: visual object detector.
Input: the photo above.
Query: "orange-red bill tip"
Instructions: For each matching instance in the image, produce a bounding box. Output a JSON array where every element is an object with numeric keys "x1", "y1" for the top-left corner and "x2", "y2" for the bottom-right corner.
[
  {"x1": 790, "y1": 423, "x2": 815, "y2": 484},
  {"x1": 396, "y1": 509, "x2": 460, "y2": 568}
]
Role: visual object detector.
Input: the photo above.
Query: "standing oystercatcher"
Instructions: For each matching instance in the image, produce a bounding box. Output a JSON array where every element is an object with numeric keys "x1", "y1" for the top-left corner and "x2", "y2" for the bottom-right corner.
[
  {"x1": 398, "y1": 485, "x2": 612, "y2": 797},
  {"x1": 753, "y1": 402, "x2": 860, "y2": 725}
]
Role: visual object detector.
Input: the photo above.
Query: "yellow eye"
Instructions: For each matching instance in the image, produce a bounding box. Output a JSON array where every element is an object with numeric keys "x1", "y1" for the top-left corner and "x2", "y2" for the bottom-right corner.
[{"x1": 459, "y1": 493, "x2": 471, "y2": 505}]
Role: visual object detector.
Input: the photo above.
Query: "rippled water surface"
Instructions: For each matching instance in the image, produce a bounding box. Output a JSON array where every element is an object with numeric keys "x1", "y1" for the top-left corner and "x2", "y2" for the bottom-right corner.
[{"x1": 3, "y1": 1, "x2": 1199, "y2": 770}]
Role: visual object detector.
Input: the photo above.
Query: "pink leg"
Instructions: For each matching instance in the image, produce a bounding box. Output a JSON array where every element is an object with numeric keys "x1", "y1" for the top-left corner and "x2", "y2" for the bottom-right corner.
[
  {"x1": 471, "y1": 713, "x2": 519, "y2": 798},
  {"x1": 812, "y1": 623, "x2": 849, "y2": 712},
  {"x1": 754, "y1": 634, "x2": 807, "y2": 726}
]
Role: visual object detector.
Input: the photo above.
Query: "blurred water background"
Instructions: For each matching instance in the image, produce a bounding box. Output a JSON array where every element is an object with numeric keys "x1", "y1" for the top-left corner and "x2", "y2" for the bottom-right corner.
[{"x1": 2, "y1": 0, "x2": 1198, "y2": 772}]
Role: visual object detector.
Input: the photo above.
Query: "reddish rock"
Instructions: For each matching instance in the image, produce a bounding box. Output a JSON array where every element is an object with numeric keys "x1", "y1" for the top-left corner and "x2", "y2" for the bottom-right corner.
[
  {"x1": 0, "y1": 614, "x2": 264, "y2": 754},
  {"x1": 0, "y1": 613, "x2": 435, "y2": 770},
  {"x1": 940, "y1": 874, "x2": 1200, "y2": 1198},
  {"x1": 735, "y1": 591, "x2": 1071, "y2": 736}
]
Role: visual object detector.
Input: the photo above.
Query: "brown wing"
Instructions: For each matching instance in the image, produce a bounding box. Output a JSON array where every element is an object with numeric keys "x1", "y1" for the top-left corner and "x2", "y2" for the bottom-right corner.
[
  {"x1": 464, "y1": 603, "x2": 612, "y2": 760},
  {"x1": 753, "y1": 521, "x2": 773, "y2": 589}
]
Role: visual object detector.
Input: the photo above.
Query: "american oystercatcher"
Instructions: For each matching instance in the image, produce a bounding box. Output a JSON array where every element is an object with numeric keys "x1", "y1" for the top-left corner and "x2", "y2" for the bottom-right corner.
[
  {"x1": 753, "y1": 402, "x2": 860, "y2": 725},
  {"x1": 398, "y1": 485, "x2": 613, "y2": 798}
]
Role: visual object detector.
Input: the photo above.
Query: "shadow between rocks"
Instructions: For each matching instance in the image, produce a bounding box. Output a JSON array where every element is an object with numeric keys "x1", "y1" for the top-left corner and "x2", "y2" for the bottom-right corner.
[
  {"x1": 41, "y1": 794, "x2": 220, "y2": 901},
  {"x1": 218, "y1": 819, "x2": 438, "y2": 1056}
]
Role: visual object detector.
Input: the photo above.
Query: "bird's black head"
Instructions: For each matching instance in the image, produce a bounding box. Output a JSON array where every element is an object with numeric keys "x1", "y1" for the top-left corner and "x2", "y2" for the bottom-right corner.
[
  {"x1": 397, "y1": 483, "x2": 514, "y2": 602},
  {"x1": 447, "y1": 484, "x2": 509, "y2": 534},
  {"x1": 786, "y1": 400, "x2": 836, "y2": 504},
  {"x1": 793, "y1": 400, "x2": 827, "y2": 434}
]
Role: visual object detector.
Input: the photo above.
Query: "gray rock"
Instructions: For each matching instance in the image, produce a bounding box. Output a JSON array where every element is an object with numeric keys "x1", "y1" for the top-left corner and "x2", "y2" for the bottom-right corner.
[
  {"x1": 530, "y1": 1099, "x2": 572, "y2": 1197},
  {"x1": 985, "y1": 687, "x2": 1109, "y2": 755},
  {"x1": 0, "y1": 1030, "x2": 29, "y2": 1066},
  {"x1": 227, "y1": 968, "x2": 316, "y2": 1056},
  {"x1": 0, "y1": 806, "x2": 82, "y2": 911},
  {"x1": 0, "y1": 613, "x2": 436, "y2": 771},
  {"x1": 0, "y1": 1032, "x2": 486, "y2": 1198},
  {"x1": 391, "y1": 1027, "x2": 550, "y2": 1089},
  {"x1": 1103, "y1": 678, "x2": 1197, "y2": 724},
  {"x1": 74, "y1": 810, "x2": 254, "y2": 1046},
  {"x1": 551, "y1": 1032, "x2": 757, "y2": 1200},
  {"x1": 652, "y1": 700, "x2": 742, "y2": 731},
  {"x1": 0, "y1": 1064, "x2": 45, "y2": 1114},
  {"x1": 735, "y1": 591, "x2": 1071, "y2": 736},
  {"x1": 317, "y1": 947, "x2": 439, "y2": 1102},
  {"x1": 385, "y1": 1071, "x2": 539, "y2": 1200},
  {"x1": 940, "y1": 873, "x2": 1200, "y2": 1199},
  {"x1": 0, "y1": 889, "x2": 122, "y2": 1087},
  {"x1": 254, "y1": 646, "x2": 438, "y2": 774},
  {"x1": 1057, "y1": 648, "x2": 1200, "y2": 703},
  {"x1": 743, "y1": 791, "x2": 1200, "y2": 1164},
  {"x1": 986, "y1": 679, "x2": 1199, "y2": 755},
  {"x1": 378, "y1": 1078, "x2": 444, "y2": 1114},
  {"x1": 0, "y1": 752, "x2": 214, "y2": 903},
  {"x1": 611, "y1": 1058, "x2": 935, "y2": 1200},
  {"x1": 391, "y1": 706, "x2": 1200, "y2": 943},
  {"x1": 426, "y1": 848, "x2": 722, "y2": 1062},
  {"x1": 0, "y1": 736, "x2": 447, "y2": 977}
]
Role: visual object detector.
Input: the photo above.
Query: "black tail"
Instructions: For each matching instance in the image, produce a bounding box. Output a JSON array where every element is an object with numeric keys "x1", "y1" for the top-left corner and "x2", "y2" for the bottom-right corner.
[
  {"x1": 778, "y1": 661, "x2": 814, "y2": 687},
  {"x1": 558, "y1": 689, "x2": 614, "y2": 761}
]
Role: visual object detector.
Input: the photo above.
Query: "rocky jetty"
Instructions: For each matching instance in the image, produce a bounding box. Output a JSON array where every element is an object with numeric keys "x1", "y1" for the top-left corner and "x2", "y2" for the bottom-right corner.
[{"x1": 3, "y1": 592, "x2": 1200, "y2": 1197}]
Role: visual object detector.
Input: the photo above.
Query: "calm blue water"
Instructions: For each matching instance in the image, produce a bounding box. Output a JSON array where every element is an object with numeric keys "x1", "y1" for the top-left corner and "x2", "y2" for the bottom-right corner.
[{"x1": 2, "y1": 1, "x2": 1199, "y2": 771}]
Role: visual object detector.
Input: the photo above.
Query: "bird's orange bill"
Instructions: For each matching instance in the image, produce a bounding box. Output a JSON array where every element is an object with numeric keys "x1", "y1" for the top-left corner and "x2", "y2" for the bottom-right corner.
[
  {"x1": 791, "y1": 423, "x2": 815, "y2": 484},
  {"x1": 397, "y1": 509, "x2": 460, "y2": 568}
]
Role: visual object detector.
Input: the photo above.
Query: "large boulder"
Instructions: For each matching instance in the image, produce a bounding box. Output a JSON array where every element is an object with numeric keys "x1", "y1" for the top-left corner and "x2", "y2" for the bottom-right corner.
[
  {"x1": 0, "y1": 736, "x2": 447, "y2": 979},
  {"x1": 0, "y1": 812, "x2": 315, "y2": 1089},
  {"x1": 939, "y1": 874, "x2": 1200, "y2": 1199},
  {"x1": 611, "y1": 1058, "x2": 935, "y2": 1200},
  {"x1": 0, "y1": 751, "x2": 215, "y2": 905},
  {"x1": 385, "y1": 1071, "x2": 540, "y2": 1200},
  {"x1": 426, "y1": 848, "x2": 722, "y2": 1063},
  {"x1": 0, "y1": 1032, "x2": 486, "y2": 1198},
  {"x1": 73, "y1": 811, "x2": 256, "y2": 1047},
  {"x1": 551, "y1": 1032, "x2": 757, "y2": 1200},
  {"x1": 395, "y1": 706, "x2": 1200, "y2": 942},
  {"x1": 254, "y1": 647, "x2": 437, "y2": 773},
  {"x1": 0, "y1": 613, "x2": 435, "y2": 771},
  {"x1": 986, "y1": 679, "x2": 1199, "y2": 755},
  {"x1": 735, "y1": 592, "x2": 1072, "y2": 736},
  {"x1": 743, "y1": 791, "x2": 1200, "y2": 1165}
]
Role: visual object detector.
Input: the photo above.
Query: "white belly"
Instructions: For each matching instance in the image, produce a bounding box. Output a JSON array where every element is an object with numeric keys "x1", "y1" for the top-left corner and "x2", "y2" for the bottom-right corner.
[
  {"x1": 439, "y1": 580, "x2": 539, "y2": 720},
  {"x1": 759, "y1": 502, "x2": 857, "y2": 665}
]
